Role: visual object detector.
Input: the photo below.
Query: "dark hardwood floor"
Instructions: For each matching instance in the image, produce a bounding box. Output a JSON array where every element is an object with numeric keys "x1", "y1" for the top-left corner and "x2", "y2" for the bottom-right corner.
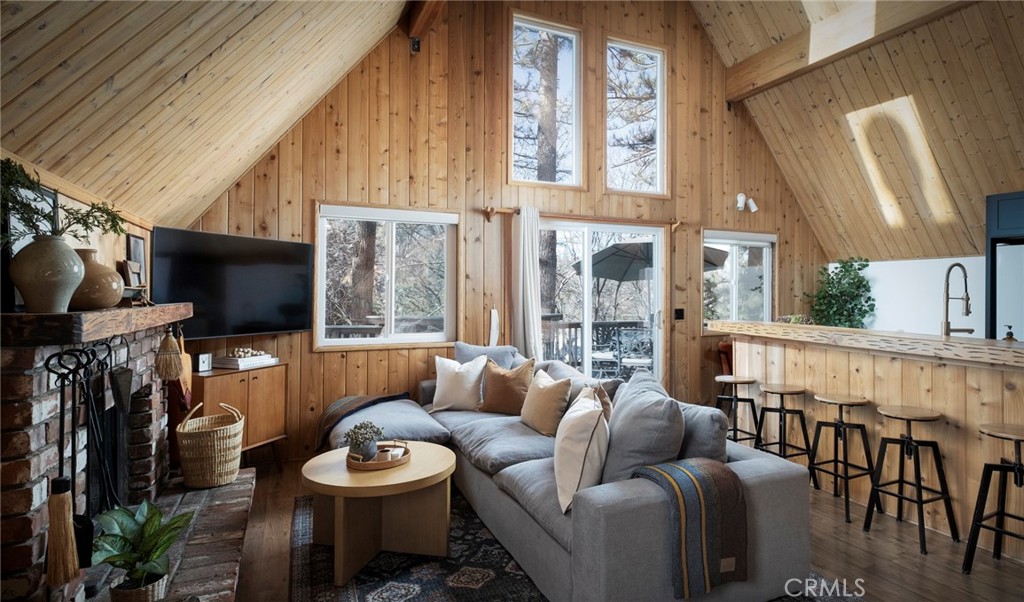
[{"x1": 237, "y1": 460, "x2": 1024, "y2": 602}]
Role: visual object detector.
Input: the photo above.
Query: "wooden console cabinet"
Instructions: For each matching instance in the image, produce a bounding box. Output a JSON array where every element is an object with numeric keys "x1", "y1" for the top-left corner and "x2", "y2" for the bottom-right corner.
[{"x1": 192, "y1": 364, "x2": 287, "y2": 450}]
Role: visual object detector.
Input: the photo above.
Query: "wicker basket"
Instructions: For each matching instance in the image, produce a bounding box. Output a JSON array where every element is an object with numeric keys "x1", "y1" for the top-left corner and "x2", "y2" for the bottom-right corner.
[
  {"x1": 176, "y1": 402, "x2": 244, "y2": 488},
  {"x1": 108, "y1": 574, "x2": 168, "y2": 602}
]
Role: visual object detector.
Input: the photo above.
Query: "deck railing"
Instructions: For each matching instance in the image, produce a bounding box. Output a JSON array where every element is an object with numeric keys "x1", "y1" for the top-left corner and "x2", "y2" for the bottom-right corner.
[{"x1": 542, "y1": 316, "x2": 653, "y2": 379}]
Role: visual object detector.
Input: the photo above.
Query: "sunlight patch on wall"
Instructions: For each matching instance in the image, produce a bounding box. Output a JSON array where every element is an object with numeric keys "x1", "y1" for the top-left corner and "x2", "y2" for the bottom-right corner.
[{"x1": 844, "y1": 94, "x2": 954, "y2": 228}]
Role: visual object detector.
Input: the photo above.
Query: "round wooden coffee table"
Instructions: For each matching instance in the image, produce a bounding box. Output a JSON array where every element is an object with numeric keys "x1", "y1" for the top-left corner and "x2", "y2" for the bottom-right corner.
[{"x1": 301, "y1": 441, "x2": 456, "y2": 586}]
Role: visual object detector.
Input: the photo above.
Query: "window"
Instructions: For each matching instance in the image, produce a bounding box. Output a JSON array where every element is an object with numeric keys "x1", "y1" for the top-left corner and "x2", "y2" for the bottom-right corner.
[
  {"x1": 316, "y1": 205, "x2": 458, "y2": 347},
  {"x1": 511, "y1": 16, "x2": 581, "y2": 186},
  {"x1": 606, "y1": 40, "x2": 665, "y2": 194},
  {"x1": 702, "y1": 230, "x2": 775, "y2": 325},
  {"x1": 539, "y1": 220, "x2": 665, "y2": 380}
]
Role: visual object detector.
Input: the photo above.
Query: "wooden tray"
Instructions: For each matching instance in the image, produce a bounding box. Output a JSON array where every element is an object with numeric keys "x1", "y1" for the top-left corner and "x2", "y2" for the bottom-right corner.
[{"x1": 346, "y1": 441, "x2": 411, "y2": 471}]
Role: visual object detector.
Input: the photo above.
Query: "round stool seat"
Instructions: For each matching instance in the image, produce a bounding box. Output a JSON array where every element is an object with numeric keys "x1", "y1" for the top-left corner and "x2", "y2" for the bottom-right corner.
[
  {"x1": 715, "y1": 375, "x2": 756, "y2": 385},
  {"x1": 877, "y1": 405, "x2": 941, "y2": 422},
  {"x1": 978, "y1": 423, "x2": 1024, "y2": 443},
  {"x1": 761, "y1": 383, "x2": 805, "y2": 395},
  {"x1": 814, "y1": 393, "x2": 869, "y2": 407}
]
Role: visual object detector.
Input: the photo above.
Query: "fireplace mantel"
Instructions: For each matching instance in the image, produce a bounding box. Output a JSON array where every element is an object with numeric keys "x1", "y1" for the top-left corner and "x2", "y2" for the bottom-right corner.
[{"x1": 1, "y1": 303, "x2": 192, "y2": 346}]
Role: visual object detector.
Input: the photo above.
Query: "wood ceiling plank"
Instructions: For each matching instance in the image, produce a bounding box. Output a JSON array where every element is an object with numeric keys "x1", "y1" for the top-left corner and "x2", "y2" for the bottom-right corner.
[
  {"x1": 35, "y1": 1, "x2": 268, "y2": 174},
  {"x1": 1, "y1": 0, "x2": 54, "y2": 40},
  {"x1": 690, "y1": 2, "x2": 741, "y2": 67},
  {"x1": 724, "y1": 1, "x2": 972, "y2": 102},
  {"x1": 974, "y1": 3, "x2": 1024, "y2": 155},
  {"x1": 1, "y1": 0, "x2": 96, "y2": 81}
]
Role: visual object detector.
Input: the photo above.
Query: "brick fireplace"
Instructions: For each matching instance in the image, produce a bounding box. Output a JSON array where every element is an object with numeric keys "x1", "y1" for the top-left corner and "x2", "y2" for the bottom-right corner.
[{"x1": 1, "y1": 305, "x2": 191, "y2": 602}]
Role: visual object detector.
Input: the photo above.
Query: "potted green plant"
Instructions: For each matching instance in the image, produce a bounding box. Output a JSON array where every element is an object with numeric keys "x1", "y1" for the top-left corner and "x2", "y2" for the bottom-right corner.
[
  {"x1": 1, "y1": 158, "x2": 126, "y2": 312},
  {"x1": 91, "y1": 500, "x2": 194, "y2": 602},
  {"x1": 344, "y1": 421, "x2": 385, "y2": 461},
  {"x1": 808, "y1": 257, "x2": 876, "y2": 329}
]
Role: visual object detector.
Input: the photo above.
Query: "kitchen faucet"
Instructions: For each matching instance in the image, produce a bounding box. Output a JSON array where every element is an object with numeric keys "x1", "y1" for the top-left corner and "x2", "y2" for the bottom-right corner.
[{"x1": 941, "y1": 262, "x2": 974, "y2": 336}]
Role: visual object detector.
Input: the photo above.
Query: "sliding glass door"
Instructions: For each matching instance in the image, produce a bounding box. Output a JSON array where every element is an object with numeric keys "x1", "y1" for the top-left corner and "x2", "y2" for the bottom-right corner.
[{"x1": 539, "y1": 220, "x2": 664, "y2": 379}]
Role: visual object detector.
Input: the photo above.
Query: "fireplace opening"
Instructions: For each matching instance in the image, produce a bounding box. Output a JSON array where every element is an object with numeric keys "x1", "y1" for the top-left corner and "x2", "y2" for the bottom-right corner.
[{"x1": 86, "y1": 399, "x2": 128, "y2": 518}]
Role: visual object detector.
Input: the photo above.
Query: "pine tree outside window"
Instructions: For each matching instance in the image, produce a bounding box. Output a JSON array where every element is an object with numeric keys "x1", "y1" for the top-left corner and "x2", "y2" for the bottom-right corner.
[{"x1": 606, "y1": 40, "x2": 665, "y2": 195}]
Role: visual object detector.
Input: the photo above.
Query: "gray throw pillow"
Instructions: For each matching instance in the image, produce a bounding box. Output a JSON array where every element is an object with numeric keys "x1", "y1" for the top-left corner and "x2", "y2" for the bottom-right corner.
[
  {"x1": 678, "y1": 403, "x2": 729, "y2": 463},
  {"x1": 535, "y1": 359, "x2": 623, "y2": 400},
  {"x1": 455, "y1": 342, "x2": 518, "y2": 369},
  {"x1": 601, "y1": 370, "x2": 684, "y2": 483}
]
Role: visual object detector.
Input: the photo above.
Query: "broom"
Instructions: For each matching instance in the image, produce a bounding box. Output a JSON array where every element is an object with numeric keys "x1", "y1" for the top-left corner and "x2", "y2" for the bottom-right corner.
[{"x1": 155, "y1": 325, "x2": 183, "y2": 381}]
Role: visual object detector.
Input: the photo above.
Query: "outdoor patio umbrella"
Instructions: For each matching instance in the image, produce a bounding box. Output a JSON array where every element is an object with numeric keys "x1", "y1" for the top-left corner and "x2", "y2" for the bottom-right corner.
[
  {"x1": 703, "y1": 245, "x2": 729, "y2": 271},
  {"x1": 572, "y1": 241, "x2": 729, "y2": 280}
]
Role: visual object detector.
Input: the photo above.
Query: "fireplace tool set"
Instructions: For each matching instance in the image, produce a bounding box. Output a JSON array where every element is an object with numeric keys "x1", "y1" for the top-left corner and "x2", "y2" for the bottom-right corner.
[{"x1": 43, "y1": 336, "x2": 134, "y2": 583}]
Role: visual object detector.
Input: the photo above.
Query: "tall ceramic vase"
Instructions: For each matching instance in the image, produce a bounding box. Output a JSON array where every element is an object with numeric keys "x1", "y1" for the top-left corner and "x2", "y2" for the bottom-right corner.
[
  {"x1": 69, "y1": 248, "x2": 124, "y2": 311},
  {"x1": 9, "y1": 235, "x2": 84, "y2": 313}
]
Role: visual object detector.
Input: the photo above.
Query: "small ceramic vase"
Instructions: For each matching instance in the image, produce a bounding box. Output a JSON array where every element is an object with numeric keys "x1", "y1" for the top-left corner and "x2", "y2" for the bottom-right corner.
[
  {"x1": 69, "y1": 248, "x2": 125, "y2": 310},
  {"x1": 351, "y1": 440, "x2": 378, "y2": 462},
  {"x1": 8, "y1": 235, "x2": 84, "y2": 313}
]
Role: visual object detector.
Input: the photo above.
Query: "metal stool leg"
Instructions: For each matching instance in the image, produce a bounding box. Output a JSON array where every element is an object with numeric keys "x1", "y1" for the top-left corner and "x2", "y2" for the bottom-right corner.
[
  {"x1": 755, "y1": 406, "x2": 768, "y2": 449},
  {"x1": 896, "y1": 438, "x2": 907, "y2": 522},
  {"x1": 864, "y1": 438, "x2": 892, "y2": 532},
  {"x1": 911, "y1": 442, "x2": 928, "y2": 554},
  {"x1": 962, "y1": 464, "x2": 994, "y2": 574},
  {"x1": 832, "y1": 420, "x2": 841, "y2": 497},
  {"x1": 809, "y1": 422, "x2": 824, "y2": 490},
  {"x1": 993, "y1": 467, "x2": 1008, "y2": 559},
  {"x1": 796, "y1": 410, "x2": 818, "y2": 487},
  {"x1": 927, "y1": 441, "x2": 960, "y2": 542},
  {"x1": 778, "y1": 395, "x2": 788, "y2": 456},
  {"x1": 841, "y1": 422, "x2": 852, "y2": 523},
  {"x1": 856, "y1": 424, "x2": 884, "y2": 514},
  {"x1": 744, "y1": 397, "x2": 760, "y2": 442}
]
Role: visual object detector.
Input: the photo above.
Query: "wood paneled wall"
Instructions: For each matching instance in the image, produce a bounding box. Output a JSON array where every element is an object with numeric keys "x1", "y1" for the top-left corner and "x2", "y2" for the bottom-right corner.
[
  {"x1": 185, "y1": 1, "x2": 827, "y2": 460},
  {"x1": 732, "y1": 336, "x2": 1024, "y2": 561},
  {"x1": 693, "y1": 1, "x2": 1024, "y2": 261}
]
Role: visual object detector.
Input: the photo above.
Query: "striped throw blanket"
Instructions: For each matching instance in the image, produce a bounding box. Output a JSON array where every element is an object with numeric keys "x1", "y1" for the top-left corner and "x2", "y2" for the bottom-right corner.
[{"x1": 633, "y1": 459, "x2": 747, "y2": 599}]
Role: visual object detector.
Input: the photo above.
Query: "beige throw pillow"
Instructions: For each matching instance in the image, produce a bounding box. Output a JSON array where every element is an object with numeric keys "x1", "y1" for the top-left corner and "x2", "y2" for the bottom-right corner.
[
  {"x1": 555, "y1": 387, "x2": 610, "y2": 512},
  {"x1": 480, "y1": 358, "x2": 535, "y2": 415},
  {"x1": 521, "y1": 369, "x2": 572, "y2": 436},
  {"x1": 431, "y1": 355, "x2": 487, "y2": 412}
]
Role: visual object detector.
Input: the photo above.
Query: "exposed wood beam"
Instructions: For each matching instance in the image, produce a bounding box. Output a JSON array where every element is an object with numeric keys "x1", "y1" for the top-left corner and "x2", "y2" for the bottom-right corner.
[
  {"x1": 725, "y1": 1, "x2": 973, "y2": 102},
  {"x1": 406, "y1": 0, "x2": 445, "y2": 39}
]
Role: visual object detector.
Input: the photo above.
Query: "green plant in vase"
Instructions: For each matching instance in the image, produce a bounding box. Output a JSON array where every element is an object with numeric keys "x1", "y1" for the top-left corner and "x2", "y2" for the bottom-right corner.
[
  {"x1": 1, "y1": 158, "x2": 127, "y2": 312},
  {"x1": 91, "y1": 500, "x2": 194, "y2": 601},
  {"x1": 344, "y1": 421, "x2": 385, "y2": 461},
  {"x1": 808, "y1": 257, "x2": 876, "y2": 329}
]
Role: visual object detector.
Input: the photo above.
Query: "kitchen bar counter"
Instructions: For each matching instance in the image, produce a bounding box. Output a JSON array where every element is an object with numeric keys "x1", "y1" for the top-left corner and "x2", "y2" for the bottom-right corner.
[{"x1": 708, "y1": 320, "x2": 1023, "y2": 562}]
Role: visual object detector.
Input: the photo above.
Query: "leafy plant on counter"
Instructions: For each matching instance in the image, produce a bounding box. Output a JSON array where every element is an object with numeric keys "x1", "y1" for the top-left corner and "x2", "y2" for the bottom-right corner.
[
  {"x1": 91, "y1": 500, "x2": 195, "y2": 590},
  {"x1": 808, "y1": 257, "x2": 876, "y2": 329}
]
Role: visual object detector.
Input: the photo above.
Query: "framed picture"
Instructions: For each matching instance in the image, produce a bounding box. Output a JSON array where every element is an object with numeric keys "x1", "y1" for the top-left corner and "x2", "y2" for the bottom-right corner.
[{"x1": 126, "y1": 234, "x2": 147, "y2": 286}]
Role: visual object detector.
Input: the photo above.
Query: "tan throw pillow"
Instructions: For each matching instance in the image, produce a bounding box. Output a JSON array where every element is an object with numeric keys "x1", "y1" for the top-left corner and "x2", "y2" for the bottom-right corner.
[
  {"x1": 594, "y1": 384, "x2": 613, "y2": 422},
  {"x1": 555, "y1": 389, "x2": 610, "y2": 512},
  {"x1": 521, "y1": 369, "x2": 572, "y2": 436},
  {"x1": 480, "y1": 358, "x2": 535, "y2": 415}
]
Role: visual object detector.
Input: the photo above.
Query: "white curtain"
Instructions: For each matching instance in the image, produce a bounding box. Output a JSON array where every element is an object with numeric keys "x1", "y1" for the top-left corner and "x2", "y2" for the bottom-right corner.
[{"x1": 512, "y1": 206, "x2": 543, "y2": 360}]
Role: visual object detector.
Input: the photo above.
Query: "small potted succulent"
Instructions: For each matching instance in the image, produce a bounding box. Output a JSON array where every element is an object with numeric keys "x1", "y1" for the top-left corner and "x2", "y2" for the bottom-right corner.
[
  {"x1": 91, "y1": 500, "x2": 194, "y2": 602},
  {"x1": 344, "y1": 421, "x2": 385, "y2": 461}
]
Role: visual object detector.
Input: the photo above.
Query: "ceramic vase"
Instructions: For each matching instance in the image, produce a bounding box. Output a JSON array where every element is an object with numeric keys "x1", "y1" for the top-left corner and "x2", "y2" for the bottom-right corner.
[
  {"x1": 8, "y1": 235, "x2": 84, "y2": 313},
  {"x1": 69, "y1": 248, "x2": 125, "y2": 310},
  {"x1": 351, "y1": 440, "x2": 378, "y2": 462}
]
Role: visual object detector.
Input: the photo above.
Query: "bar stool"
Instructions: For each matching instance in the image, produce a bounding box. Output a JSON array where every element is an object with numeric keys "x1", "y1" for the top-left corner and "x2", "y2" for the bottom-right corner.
[
  {"x1": 863, "y1": 405, "x2": 959, "y2": 554},
  {"x1": 808, "y1": 393, "x2": 883, "y2": 523},
  {"x1": 962, "y1": 423, "x2": 1024, "y2": 574},
  {"x1": 715, "y1": 375, "x2": 759, "y2": 444},
  {"x1": 755, "y1": 384, "x2": 819, "y2": 488}
]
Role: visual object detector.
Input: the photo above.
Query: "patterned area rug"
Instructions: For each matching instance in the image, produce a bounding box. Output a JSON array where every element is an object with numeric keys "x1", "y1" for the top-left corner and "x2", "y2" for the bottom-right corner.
[
  {"x1": 289, "y1": 492, "x2": 545, "y2": 601},
  {"x1": 289, "y1": 492, "x2": 862, "y2": 602}
]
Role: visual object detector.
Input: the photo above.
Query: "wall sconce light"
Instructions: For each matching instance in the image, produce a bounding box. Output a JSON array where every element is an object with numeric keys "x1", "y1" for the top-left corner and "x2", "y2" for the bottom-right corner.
[{"x1": 736, "y1": 193, "x2": 757, "y2": 212}]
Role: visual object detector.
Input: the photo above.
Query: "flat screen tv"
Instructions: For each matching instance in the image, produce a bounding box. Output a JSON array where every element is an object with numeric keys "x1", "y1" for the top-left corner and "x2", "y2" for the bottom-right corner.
[{"x1": 151, "y1": 227, "x2": 313, "y2": 339}]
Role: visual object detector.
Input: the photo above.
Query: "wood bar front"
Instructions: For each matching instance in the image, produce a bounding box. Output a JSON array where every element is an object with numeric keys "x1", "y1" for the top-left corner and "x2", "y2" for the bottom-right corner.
[{"x1": 709, "y1": 321, "x2": 1024, "y2": 561}]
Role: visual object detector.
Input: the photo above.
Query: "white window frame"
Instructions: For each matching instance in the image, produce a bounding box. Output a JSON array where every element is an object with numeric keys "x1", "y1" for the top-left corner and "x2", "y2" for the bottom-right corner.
[
  {"x1": 315, "y1": 205, "x2": 459, "y2": 348},
  {"x1": 605, "y1": 38, "x2": 666, "y2": 195},
  {"x1": 703, "y1": 230, "x2": 776, "y2": 326},
  {"x1": 540, "y1": 219, "x2": 665, "y2": 378},
  {"x1": 510, "y1": 15, "x2": 582, "y2": 188}
]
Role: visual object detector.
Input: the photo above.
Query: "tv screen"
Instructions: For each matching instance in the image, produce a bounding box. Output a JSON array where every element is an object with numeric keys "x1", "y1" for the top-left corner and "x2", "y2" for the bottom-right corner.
[{"x1": 151, "y1": 227, "x2": 313, "y2": 339}]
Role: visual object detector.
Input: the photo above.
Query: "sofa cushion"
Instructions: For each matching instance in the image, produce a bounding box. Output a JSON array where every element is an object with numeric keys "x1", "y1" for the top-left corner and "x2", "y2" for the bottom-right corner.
[
  {"x1": 555, "y1": 388, "x2": 609, "y2": 512},
  {"x1": 328, "y1": 399, "x2": 450, "y2": 449},
  {"x1": 601, "y1": 370, "x2": 685, "y2": 483},
  {"x1": 480, "y1": 358, "x2": 535, "y2": 415},
  {"x1": 454, "y1": 342, "x2": 518, "y2": 369},
  {"x1": 535, "y1": 359, "x2": 624, "y2": 401},
  {"x1": 432, "y1": 355, "x2": 486, "y2": 412},
  {"x1": 494, "y1": 458, "x2": 572, "y2": 551},
  {"x1": 427, "y1": 408, "x2": 507, "y2": 431},
  {"x1": 678, "y1": 402, "x2": 729, "y2": 463},
  {"x1": 450, "y1": 416, "x2": 555, "y2": 474},
  {"x1": 521, "y1": 370, "x2": 572, "y2": 436}
]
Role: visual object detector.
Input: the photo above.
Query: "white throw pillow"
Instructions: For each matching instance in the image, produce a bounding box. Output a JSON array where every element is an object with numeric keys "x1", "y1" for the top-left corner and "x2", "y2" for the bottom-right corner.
[
  {"x1": 431, "y1": 355, "x2": 487, "y2": 412},
  {"x1": 554, "y1": 387, "x2": 610, "y2": 513}
]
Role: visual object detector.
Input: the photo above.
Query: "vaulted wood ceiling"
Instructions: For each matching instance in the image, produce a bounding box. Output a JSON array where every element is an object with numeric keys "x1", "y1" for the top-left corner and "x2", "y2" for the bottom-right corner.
[
  {"x1": 1, "y1": 0, "x2": 404, "y2": 227},
  {"x1": 693, "y1": 1, "x2": 1024, "y2": 261}
]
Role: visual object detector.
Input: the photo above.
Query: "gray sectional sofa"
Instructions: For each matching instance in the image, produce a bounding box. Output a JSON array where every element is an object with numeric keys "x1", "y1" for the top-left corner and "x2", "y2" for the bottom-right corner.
[{"x1": 330, "y1": 359, "x2": 809, "y2": 602}]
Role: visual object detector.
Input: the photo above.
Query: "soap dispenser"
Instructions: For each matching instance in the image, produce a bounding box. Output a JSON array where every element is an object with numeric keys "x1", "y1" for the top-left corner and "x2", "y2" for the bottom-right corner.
[{"x1": 1004, "y1": 325, "x2": 1017, "y2": 342}]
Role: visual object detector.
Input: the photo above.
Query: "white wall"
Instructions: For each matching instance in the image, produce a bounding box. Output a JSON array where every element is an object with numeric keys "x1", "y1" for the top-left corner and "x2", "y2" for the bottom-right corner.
[
  {"x1": 835, "y1": 256, "x2": 987, "y2": 338},
  {"x1": 995, "y1": 243, "x2": 1024, "y2": 338}
]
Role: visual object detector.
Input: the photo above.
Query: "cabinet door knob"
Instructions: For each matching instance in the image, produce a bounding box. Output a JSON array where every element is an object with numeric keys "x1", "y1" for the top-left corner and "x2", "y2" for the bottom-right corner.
[
  {"x1": 252, "y1": 376, "x2": 259, "y2": 381},
  {"x1": 239, "y1": 378, "x2": 246, "y2": 383}
]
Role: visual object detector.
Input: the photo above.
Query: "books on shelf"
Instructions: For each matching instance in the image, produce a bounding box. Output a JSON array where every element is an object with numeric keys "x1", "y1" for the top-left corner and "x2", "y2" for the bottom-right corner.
[{"x1": 211, "y1": 356, "x2": 279, "y2": 370}]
